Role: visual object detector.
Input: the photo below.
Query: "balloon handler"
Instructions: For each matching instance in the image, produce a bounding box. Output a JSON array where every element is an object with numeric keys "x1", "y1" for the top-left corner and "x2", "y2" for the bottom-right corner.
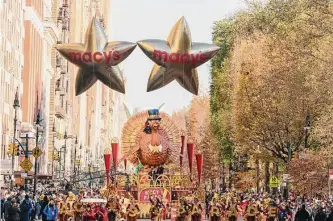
[
  {"x1": 106, "y1": 197, "x2": 121, "y2": 221},
  {"x1": 126, "y1": 196, "x2": 140, "y2": 221},
  {"x1": 190, "y1": 196, "x2": 202, "y2": 221},
  {"x1": 208, "y1": 197, "x2": 222, "y2": 221},
  {"x1": 175, "y1": 197, "x2": 190, "y2": 221},
  {"x1": 149, "y1": 192, "x2": 165, "y2": 221}
]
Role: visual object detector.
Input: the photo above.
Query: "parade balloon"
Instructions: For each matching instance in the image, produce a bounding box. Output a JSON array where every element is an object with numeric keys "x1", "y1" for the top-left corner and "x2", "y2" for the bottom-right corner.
[
  {"x1": 55, "y1": 17, "x2": 136, "y2": 96},
  {"x1": 137, "y1": 16, "x2": 220, "y2": 95},
  {"x1": 121, "y1": 109, "x2": 180, "y2": 167}
]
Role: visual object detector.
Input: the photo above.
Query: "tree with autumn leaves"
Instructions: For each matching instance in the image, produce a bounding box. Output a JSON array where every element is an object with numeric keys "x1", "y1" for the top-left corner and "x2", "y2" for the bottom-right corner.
[
  {"x1": 171, "y1": 94, "x2": 220, "y2": 182},
  {"x1": 211, "y1": 0, "x2": 333, "y2": 193},
  {"x1": 288, "y1": 149, "x2": 332, "y2": 195}
]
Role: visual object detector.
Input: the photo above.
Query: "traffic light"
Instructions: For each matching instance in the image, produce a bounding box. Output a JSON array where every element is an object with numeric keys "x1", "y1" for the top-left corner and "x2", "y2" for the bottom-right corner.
[
  {"x1": 7, "y1": 143, "x2": 14, "y2": 155},
  {"x1": 53, "y1": 152, "x2": 59, "y2": 161},
  {"x1": 14, "y1": 145, "x2": 19, "y2": 156},
  {"x1": 7, "y1": 143, "x2": 20, "y2": 156}
]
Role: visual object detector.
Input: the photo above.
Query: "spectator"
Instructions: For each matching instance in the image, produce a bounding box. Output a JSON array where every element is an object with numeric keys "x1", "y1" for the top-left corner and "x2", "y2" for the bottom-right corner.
[
  {"x1": 1, "y1": 197, "x2": 5, "y2": 220},
  {"x1": 96, "y1": 203, "x2": 108, "y2": 221},
  {"x1": 34, "y1": 197, "x2": 41, "y2": 219},
  {"x1": 29, "y1": 199, "x2": 36, "y2": 221},
  {"x1": 40, "y1": 195, "x2": 49, "y2": 221},
  {"x1": 82, "y1": 205, "x2": 96, "y2": 221},
  {"x1": 19, "y1": 195, "x2": 32, "y2": 221},
  {"x1": 327, "y1": 208, "x2": 333, "y2": 221},
  {"x1": 295, "y1": 205, "x2": 311, "y2": 221},
  {"x1": 314, "y1": 207, "x2": 327, "y2": 221},
  {"x1": 7, "y1": 199, "x2": 20, "y2": 221},
  {"x1": 43, "y1": 199, "x2": 58, "y2": 221},
  {"x1": 4, "y1": 197, "x2": 12, "y2": 221}
]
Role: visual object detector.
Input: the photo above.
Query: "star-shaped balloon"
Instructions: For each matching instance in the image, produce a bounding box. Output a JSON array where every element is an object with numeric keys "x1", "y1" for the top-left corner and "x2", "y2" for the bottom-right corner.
[
  {"x1": 55, "y1": 18, "x2": 136, "y2": 96},
  {"x1": 137, "y1": 17, "x2": 220, "y2": 95}
]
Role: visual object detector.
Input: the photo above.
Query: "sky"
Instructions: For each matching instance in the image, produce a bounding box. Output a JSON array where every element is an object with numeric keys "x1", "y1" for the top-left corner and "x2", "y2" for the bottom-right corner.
[{"x1": 109, "y1": 0, "x2": 246, "y2": 114}]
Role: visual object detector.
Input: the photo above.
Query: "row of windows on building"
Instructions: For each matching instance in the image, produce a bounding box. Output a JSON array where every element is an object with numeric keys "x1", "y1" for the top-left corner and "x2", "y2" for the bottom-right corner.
[
  {"x1": 1, "y1": 7, "x2": 24, "y2": 51},
  {"x1": 2, "y1": 49, "x2": 22, "y2": 80},
  {"x1": 4, "y1": 0, "x2": 24, "y2": 25}
]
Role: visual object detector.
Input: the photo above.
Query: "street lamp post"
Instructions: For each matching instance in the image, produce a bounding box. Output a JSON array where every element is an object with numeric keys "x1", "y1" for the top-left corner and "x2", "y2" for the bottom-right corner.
[
  {"x1": 33, "y1": 112, "x2": 42, "y2": 196},
  {"x1": 11, "y1": 88, "x2": 20, "y2": 190},
  {"x1": 51, "y1": 123, "x2": 56, "y2": 179},
  {"x1": 221, "y1": 163, "x2": 225, "y2": 193},
  {"x1": 304, "y1": 111, "x2": 311, "y2": 150},
  {"x1": 229, "y1": 168, "x2": 234, "y2": 190},
  {"x1": 125, "y1": 175, "x2": 131, "y2": 192},
  {"x1": 73, "y1": 136, "x2": 78, "y2": 180},
  {"x1": 78, "y1": 144, "x2": 82, "y2": 174},
  {"x1": 24, "y1": 134, "x2": 29, "y2": 192},
  {"x1": 63, "y1": 130, "x2": 68, "y2": 177},
  {"x1": 57, "y1": 147, "x2": 65, "y2": 179},
  {"x1": 88, "y1": 163, "x2": 92, "y2": 189},
  {"x1": 62, "y1": 131, "x2": 76, "y2": 178},
  {"x1": 285, "y1": 142, "x2": 292, "y2": 200}
]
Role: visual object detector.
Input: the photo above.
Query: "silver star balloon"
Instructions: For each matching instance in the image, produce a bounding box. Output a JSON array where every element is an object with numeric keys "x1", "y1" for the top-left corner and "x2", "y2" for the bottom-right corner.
[
  {"x1": 137, "y1": 16, "x2": 220, "y2": 95},
  {"x1": 55, "y1": 17, "x2": 136, "y2": 96}
]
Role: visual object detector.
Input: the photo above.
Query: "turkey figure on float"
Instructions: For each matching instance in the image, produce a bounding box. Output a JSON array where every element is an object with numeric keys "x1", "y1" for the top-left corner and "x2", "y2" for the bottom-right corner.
[{"x1": 121, "y1": 108, "x2": 180, "y2": 173}]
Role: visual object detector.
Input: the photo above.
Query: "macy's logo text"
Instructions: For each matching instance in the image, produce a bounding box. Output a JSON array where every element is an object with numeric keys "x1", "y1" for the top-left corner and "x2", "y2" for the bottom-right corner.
[
  {"x1": 153, "y1": 50, "x2": 206, "y2": 64},
  {"x1": 68, "y1": 50, "x2": 120, "y2": 64}
]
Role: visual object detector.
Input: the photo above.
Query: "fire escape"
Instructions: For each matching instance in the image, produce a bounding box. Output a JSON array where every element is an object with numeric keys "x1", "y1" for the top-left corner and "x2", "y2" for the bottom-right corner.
[
  {"x1": 55, "y1": 1, "x2": 70, "y2": 120},
  {"x1": 53, "y1": 0, "x2": 72, "y2": 178}
]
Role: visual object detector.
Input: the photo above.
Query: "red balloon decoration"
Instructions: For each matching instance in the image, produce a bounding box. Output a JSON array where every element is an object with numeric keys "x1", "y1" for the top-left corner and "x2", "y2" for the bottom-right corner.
[
  {"x1": 196, "y1": 151, "x2": 203, "y2": 184},
  {"x1": 111, "y1": 138, "x2": 119, "y2": 172},
  {"x1": 103, "y1": 148, "x2": 111, "y2": 186},
  {"x1": 180, "y1": 135, "x2": 185, "y2": 168},
  {"x1": 187, "y1": 141, "x2": 194, "y2": 174}
]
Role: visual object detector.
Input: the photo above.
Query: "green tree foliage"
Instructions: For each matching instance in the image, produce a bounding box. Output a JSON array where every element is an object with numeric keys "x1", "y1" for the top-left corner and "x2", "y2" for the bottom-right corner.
[{"x1": 210, "y1": 19, "x2": 236, "y2": 161}]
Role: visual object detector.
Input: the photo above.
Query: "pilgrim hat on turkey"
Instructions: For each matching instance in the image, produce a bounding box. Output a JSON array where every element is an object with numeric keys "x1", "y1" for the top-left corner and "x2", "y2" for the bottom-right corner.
[{"x1": 147, "y1": 109, "x2": 161, "y2": 121}]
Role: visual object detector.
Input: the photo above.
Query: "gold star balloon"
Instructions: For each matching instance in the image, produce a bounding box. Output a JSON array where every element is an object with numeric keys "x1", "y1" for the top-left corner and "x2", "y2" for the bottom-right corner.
[
  {"x1": 137, "y1": 17, "x2": 220, "y2": 95},
  {"x1": 55, "y1": 18, "x2": 136, "y2": 96}
]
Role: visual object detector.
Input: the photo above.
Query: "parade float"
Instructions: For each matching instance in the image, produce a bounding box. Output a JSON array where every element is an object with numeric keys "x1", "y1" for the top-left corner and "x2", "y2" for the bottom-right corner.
[
  {"x1": 55, "y1": 15, "x2": 219, "y2": 220},
  {"x1": 99, "y1": 109, "x2": 205, "y2": 219}
]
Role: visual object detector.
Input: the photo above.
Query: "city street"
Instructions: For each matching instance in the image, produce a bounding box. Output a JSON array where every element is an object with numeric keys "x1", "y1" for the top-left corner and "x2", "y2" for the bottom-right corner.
[{"x1": 1, "y1": 0, "x2": 333, "y2": 221}]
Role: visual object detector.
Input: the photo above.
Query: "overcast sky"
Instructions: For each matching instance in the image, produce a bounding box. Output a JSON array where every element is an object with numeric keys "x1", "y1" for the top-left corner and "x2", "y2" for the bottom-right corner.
[{"x1": 109, "y1": 0, "x2": 246, "y2": 114}]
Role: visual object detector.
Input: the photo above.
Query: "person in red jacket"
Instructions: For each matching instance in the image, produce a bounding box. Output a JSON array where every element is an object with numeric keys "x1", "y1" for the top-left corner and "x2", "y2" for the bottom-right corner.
[
  {"x1": 126, "y1": 197, "x2": 140, "y2": 221},
  {"x1": 93, "y1": 204, "x2": 99, "y2": 216},
  {"x1": 95, "y1": 204, "x2": 108, "y2": 221},
  {"x1": 82, "y1": 205, "x2": 96, "y2": 221},
  {"x1": 162, "y1": 199, "x2": 169, "y2": 220}
]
